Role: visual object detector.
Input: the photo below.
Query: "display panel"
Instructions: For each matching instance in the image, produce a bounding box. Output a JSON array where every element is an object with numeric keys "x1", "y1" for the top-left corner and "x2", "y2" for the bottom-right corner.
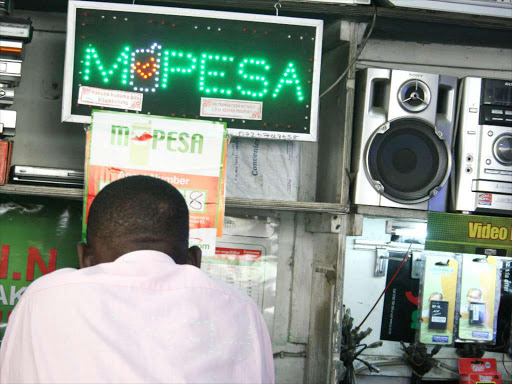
[{"x1": 62, "y1": 1, "x2": 323, "y2": 141}]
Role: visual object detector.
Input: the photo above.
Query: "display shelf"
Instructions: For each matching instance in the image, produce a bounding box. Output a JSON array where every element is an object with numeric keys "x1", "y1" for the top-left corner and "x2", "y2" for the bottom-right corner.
[
  {"x1": 352, "y1": 204, "x2": 428, "y2": 221},
  {"x1": 24, "y1": 0, "x2": 511, "y2": 29},
  {"x1": 142, "y1": 1, "x2": 512, "y2": 32},
  {"x1": 0, "y1": 184, "x2": 83, "y2": 200},
  {"x1": 0, "y1": 184, "x2": 350, "y2": 214},
  {"x1": 14, "y1": 2, "x2": 512, "y2": 47},
  {"x1": 226, "y1": 198, "x2": 349, "y2": 214}
]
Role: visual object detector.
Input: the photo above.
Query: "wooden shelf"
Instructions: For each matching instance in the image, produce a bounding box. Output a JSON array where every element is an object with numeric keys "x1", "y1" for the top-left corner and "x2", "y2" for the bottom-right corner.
[
  {"x1": 0, "y1": 184, "x2": 350, "y2": 214},
  {"x1": 0, "y1": 184, "x2": 83, "y2": 200},
  {"x1": 352, "y1": 204, "x2": 428, "y2": 220},
  {"x1": 226, "y1": 198, "x2": 349, "y2": 214},
  {"x1": 16, "y1": 1, "x2": 512, "y2": 33}
]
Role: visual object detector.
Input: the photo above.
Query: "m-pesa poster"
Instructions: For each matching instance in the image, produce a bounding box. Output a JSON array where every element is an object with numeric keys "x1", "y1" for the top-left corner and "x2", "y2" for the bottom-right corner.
[{"x1": 84, "y1": 110, "x2": 227, "y2": 256}]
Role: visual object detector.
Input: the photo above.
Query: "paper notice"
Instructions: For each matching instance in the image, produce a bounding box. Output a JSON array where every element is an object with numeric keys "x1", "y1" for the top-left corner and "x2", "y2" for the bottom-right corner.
[
  {"x1": 200, "y1": 97, "x2": 262, "y2": 120},
  {"x1": 78, "y1": 86, "x2": 143, "y2": 111},
  {"x1": 226, "y1": 137, "x2": 300, "y2": 201}
]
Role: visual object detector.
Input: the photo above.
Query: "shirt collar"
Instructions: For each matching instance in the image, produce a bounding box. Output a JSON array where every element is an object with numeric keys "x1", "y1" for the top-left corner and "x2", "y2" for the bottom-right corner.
[{"x1": 115, "y1": 250, "x2": 176, "y2": 265}]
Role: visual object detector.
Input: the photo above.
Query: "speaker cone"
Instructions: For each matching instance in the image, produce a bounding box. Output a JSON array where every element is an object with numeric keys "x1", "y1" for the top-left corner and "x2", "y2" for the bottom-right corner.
[{"x1": 366, "y1": 118, "x2": 450, "y2": 203}]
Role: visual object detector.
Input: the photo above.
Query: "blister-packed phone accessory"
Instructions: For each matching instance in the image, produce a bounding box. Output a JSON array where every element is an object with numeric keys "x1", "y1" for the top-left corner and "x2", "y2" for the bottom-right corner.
[
  {"x1": 456, "y1": 255, "x2": 501, "y2": 344},
  {"x1": 429, "y1": 300, "x2": 449, "y2": 330},
  {"x1": 458, "y1": 358, "x2": 502, "y2": 384},
  {"x1": 417, "y1": 252, "x2": 460, "y2": 345}
]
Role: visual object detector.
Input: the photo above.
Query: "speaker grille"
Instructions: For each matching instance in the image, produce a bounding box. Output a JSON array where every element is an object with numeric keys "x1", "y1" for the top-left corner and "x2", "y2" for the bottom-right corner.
[{"x1": 367, "y1": 118, "x2": 449, "y2": 202}]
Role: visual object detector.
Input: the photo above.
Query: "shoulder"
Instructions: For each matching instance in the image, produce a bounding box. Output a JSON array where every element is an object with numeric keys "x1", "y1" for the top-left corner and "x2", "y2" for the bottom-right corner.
[{"x1": 20, "y1": 268, "x2": 79, "y2": 298}]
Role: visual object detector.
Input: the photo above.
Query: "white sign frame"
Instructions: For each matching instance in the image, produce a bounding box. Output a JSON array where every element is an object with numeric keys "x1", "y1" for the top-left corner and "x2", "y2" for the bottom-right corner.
[{"x1": 62, "y1": 1, "x2": 323, "y2": 142}]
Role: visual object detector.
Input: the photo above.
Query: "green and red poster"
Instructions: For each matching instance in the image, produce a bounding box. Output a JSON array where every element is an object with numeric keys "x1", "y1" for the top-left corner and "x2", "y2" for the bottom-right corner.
[
  {"x1": 426, "y1": 212, "x2": 512, "y2": 256},
  {"x1": 0, "y1": 195, "x2": 82, "y2": 340},
  {"x1": 84, "y1": 111, "x2": 227, "y2": 256}
]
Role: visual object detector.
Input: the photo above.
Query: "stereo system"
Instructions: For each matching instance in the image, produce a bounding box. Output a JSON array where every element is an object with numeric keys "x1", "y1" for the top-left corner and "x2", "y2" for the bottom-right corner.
[
  {"x1": 351, "y1": 70, "x2": 512, "y2": 215},
  {"x1": 351, "y1": 68, "x2": 457, "y2": 211},
  {"x1": 453, "y1": 77, "x2": 512, "y2": 213}
]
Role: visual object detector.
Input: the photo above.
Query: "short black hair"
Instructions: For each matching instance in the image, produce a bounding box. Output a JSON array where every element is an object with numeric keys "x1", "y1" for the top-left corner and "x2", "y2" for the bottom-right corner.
[{"x1": 86, "y1": 176, "x2": 189, "y2": 262}]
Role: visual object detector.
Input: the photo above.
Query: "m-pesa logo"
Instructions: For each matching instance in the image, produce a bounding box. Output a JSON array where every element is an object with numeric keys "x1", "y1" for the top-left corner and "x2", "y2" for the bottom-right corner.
[{"x1": 110, "y1": 125, "x2": 204, "y2": 155}]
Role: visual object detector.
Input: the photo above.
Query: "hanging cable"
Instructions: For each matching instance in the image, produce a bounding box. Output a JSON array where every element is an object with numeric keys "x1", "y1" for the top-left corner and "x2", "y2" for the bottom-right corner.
[
  {"x1": 354, "y1": 244, "x2": 412, "y2": 332},
  {"x1": 320, "y1": 3, "x2": 377, "y2": 99}
]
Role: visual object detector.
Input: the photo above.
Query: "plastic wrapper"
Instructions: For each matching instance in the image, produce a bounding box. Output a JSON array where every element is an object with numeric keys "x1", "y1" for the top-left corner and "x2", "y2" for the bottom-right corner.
[
  {"x1": 226, "y1": 137, "x2": 300, "y2": 201},
  {"x1": 455, "y1": 254, "x2": 501, "y2": 344},
  {"x1": 201, "y1": 215, "x2": 279, "y2": 331}
]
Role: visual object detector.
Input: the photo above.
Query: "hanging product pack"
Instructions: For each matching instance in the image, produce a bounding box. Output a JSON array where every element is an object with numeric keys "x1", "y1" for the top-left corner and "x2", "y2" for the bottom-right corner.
[
  {"x1": 456, "y1": 255, "x2": 501, "y2": 344},
  {"x1": 418, "y1": 252, "x2": 460, "y2": 345}
]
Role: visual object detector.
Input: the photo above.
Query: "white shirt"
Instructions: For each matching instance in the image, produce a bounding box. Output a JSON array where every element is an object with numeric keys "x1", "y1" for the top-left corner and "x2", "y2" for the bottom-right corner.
[{"x1": 0, "y1": 251, "x2": 274, "y2": 384}]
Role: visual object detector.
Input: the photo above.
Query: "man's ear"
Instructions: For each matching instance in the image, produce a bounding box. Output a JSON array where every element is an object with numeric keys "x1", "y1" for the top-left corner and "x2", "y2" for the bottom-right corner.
[
  {"x1": 186, "y1": 246, "x2": 202, "y2": 268},
  {"x1": 77, "y1": 242, "x2": 95, "y2": 269}
]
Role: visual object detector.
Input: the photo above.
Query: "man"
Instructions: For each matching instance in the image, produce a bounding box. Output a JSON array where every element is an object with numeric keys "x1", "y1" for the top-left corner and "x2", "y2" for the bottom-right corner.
[{"x1": 0, "y1": 176, "x2": 274, "y2": 383}]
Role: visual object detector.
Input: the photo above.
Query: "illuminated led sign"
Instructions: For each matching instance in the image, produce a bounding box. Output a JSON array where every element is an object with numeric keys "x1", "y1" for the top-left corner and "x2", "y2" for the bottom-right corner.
[{"x1": 62, "y1": 1, "x2": 323, "y2": 141}]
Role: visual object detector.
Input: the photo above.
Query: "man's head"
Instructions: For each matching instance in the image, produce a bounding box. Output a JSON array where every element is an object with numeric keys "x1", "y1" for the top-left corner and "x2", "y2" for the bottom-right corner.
[{"x1": 77, "y1": 176, "x2": 201, "y2": 268}]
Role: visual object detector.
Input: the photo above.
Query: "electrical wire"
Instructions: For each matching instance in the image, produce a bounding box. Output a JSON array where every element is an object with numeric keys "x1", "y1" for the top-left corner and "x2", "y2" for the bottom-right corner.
[
  {"x1": 503, "y1": 349, "x2": 512, "y2": 376},
  {"x1": 319, "y1": 3, "x2": 377, "y2": 99},
  {"x1": 355, "y1": 359, "x2": 405, "y2": 374},
  {"x1": 354, "y1": 244, "x2": 412, "y2": 332}
]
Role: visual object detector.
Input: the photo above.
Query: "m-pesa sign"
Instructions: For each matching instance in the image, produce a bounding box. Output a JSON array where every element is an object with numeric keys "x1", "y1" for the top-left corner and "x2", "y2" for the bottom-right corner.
[{"x1": 62, "y1": 1, "x2": 323, "y2": 141}]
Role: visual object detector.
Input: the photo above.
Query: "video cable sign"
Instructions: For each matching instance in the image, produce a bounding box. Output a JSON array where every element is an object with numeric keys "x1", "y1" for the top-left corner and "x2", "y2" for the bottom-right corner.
[{"x1": 62, "y1": 1, "x2": 323, "y2": 141}]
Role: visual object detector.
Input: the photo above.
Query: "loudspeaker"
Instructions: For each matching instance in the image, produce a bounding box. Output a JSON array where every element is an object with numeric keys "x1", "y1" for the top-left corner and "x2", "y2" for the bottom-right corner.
[
  {"x1": 453, "y1": 77, "x2": 512, "y2": 214},
  {"x1": 351, "y1": 68, "x2": 458, "y2": 211}
]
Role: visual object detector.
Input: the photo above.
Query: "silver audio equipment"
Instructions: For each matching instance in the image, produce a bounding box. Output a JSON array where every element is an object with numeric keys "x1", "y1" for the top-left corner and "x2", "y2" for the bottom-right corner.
[
  {"x1": 453, "y1": 77, "x2": 512, "y2": 214},
  {"x1": 0, "y1": 85, "x2": 13, "y2": 105},
  {"x1": 351, "y1": 68, "x2": 458, "y2": 211},
  {"x1": 0, "y1": 58, "x2": 21, "y2": 85},
  {"x1": 12, "y1": 166, "x2": 84, "y2": 187},
  {"x1": 0, "y1": 108, "x2": 15, "y2": 134}
]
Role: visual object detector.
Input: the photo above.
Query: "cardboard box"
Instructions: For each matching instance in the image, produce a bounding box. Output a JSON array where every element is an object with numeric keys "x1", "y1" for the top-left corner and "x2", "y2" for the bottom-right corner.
[{"x1": 458, "y1": 358, "x2": 502, "y2": 384}]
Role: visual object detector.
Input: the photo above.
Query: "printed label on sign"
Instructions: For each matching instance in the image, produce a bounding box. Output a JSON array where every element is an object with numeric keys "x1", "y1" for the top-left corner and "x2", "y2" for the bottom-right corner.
[
  {"x1": 478, "y1": 193, "x2": 493, "y2": 206},
  {"x1": 78, "y1": 86, "x2": 143, "y2": 111},
  {"x1": 432, "y1": 335, "x2": 449, "y2": 343},
  {"x1": 200, "y1": 98, "x2": 262, "y2": 120},
  {"x1": 431, "y1": 316, "x2": 447, "y2": 323},
  {"x1": 472, "y1": 331, "x2": 490, "y2": 339}
]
